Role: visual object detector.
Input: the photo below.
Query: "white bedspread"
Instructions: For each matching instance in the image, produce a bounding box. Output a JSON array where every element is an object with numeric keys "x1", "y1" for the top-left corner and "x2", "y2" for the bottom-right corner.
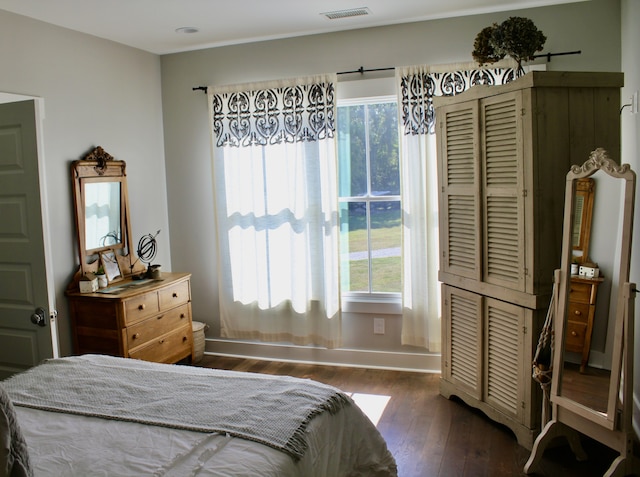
[
  {"x1": 4, "y1": 354, "x2": 349, "y2": 460},
  {"x1": 5, "y1": 356, "x2": 397, "y2": 476}
]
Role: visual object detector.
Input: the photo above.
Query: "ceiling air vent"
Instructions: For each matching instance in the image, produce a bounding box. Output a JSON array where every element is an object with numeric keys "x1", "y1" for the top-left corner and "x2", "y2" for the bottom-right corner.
[{"x1": 322, "y1": 7, "x2": 371, "y2": 20}]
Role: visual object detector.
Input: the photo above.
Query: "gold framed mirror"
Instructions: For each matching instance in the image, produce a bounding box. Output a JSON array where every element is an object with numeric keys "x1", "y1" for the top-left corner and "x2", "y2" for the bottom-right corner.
[
  {"x1": 525, "y1": 149, "x2": 638, "y2": 475},
  {"x1": 69, "y1": 147, "x2": 141, "y2": 287}
]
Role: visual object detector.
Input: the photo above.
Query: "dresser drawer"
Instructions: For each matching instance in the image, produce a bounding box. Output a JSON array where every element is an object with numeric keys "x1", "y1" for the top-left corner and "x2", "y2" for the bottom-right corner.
[
  {"x1": 159, "y1": 280, "x2": 190, "y2": 310},
  {"x1": 568, "y1": 302, "x2": 590, "y2": 324},
  {"x1": 128, "y1": 324, "x2": 193, "y2": 363},
  {"x1": 126, "y1": 303, "x2": 191, "y2": 349},
  {"x1": 124, "y1": 293, "x2": 160, "y2": 324},
  {"x1": 565, "y1": 321, "x2": 587, "y2": 353},
  {"x1": 569, "y1": 282, "x2": 592, "y2": 304}
]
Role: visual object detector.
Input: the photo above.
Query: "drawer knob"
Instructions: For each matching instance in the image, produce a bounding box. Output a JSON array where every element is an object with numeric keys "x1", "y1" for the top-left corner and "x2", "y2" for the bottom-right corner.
[
  {"x1": 138, "y1": 304, "x2": 146, "y2": 311},
  {"x1": 574, "y1": 310, "x2": 582, "y2": 315},
  {"x1": 133, "y1": 333, "x2": 140, "y2": 340},
  {"x1": 180, "y1": 313, "x2": 185, "y2": 319},
  {"x1": 173, "y1": 292, "x2": 179, "y2": 298},
  {"x1": 571, "y1": 331, "x2": 577, "y2": 337},
  {"x1": 157, "y1": 314, "x2": 164, "y2": 320},
  {"x1": 182, "y1": 336, "x2": 188, "y2": 342},
  {"x1": 159, "y1": 339, "x2": 165, "y2": 344}
]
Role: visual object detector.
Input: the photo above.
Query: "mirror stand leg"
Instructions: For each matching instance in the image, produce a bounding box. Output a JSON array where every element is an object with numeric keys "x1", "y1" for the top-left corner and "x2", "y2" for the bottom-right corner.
[
  {"x1": 603, "y1": 436, "x2": 640, "y2": 477},
  {"x1": 524, "y1": 420, "x2": 557, "y2": 474},
  {"x1": 603, "y1": 455, "x2": 627, "y2": 477},
  {"x1": 524, "y1": 420, "x2": 587, "y2": 474}
]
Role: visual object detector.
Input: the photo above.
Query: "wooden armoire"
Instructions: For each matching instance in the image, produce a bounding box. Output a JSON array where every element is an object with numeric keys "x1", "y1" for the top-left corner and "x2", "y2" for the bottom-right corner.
[{"x1": 434, "y1": 71, "x2": 623, "y2": 449}]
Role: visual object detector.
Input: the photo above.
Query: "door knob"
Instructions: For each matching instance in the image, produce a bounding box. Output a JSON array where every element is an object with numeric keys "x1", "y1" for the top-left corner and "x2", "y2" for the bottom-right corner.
[{"x1": 30, "y1": 307, "x2": 47, "y2": 327}]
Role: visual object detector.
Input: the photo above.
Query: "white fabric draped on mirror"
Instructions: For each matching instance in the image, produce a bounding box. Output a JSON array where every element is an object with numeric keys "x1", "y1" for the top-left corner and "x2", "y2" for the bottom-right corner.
[
  {"x1": 396, "y1": 61, "x2": 517, "y2": 351},
  {"x1": 208, "y1": 74, "x2": 342, "y2": 349}
]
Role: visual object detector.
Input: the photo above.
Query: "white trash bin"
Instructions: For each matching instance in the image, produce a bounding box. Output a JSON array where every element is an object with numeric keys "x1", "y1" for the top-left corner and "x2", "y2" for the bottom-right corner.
[{"x1": 192, "y1": 321, "x2": 208, "y2": 363}]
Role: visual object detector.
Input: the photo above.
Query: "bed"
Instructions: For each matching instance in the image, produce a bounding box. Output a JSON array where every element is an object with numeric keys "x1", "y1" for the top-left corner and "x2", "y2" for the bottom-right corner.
[{"x1": 1, "y1": 354, "x2": 397, "y2": 477}]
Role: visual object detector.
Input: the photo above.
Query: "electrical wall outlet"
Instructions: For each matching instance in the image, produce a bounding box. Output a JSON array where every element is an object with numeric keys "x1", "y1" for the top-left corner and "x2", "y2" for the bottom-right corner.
[{"x1": 373, "y1": 317, "x2": 385, "y2": 335}]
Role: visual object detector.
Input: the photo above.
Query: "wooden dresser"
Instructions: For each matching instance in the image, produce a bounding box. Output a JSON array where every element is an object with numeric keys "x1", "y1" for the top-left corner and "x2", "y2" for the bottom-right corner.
[
  {"x1": 67, "y1": 272, "x2": 194, "y2": 364},
  {"x1": 564, "y1": 275, "x2": 603, "y2": 373}
]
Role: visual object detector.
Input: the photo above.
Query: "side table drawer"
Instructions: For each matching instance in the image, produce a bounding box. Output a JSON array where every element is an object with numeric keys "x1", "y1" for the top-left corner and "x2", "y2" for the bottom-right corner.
[
  {"x1": 124, "y1": 293, "x2": 160, "y2": 324},
  {"x1": 569, "y1": 282, "x2": 592, "y2": 304},
  {"x1": 568, "y1": 302, "x2": 590, "y2": 324},
  {"x1": 128, "y1": 324, "x2": 193, "y2": 363},
  {"x1": 565, "y1": 321, "x2": 587, "y2": 353},
  {"x1": 127, "y1": 303, "x2": 191, "y2": 349},
  {"x1": 159, "y1": 280, "x2": 190, "y2": 310}
]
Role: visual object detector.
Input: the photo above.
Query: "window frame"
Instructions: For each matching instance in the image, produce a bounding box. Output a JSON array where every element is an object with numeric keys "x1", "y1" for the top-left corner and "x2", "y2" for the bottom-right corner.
[{"x1": 337, "y1": 94, "x2": 401, "y2": 307}]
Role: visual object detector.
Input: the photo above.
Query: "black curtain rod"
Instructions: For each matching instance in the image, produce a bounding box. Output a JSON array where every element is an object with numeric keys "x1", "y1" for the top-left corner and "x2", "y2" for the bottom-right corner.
[
  {"x1": 192, "y1": 66, "x2": 393, "y2": 92},
  {"x1": 533, "y1": 50, "x2": 581, "y2": 62},
  {"x1": 193, "y1": 52, "x2": 580, "y2": 92},
  {"x1": 337, "y1": 66, "x2": 394, "y2": 75}
]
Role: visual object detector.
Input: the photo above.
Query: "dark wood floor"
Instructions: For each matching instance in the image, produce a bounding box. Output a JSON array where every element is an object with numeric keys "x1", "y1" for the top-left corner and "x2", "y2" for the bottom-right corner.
[
  {"x1": 562, "y1": 363, "x2": 610, "y2": 413},
  {"x1": 195, "y1": 355, "x2": 619, "y2": 477}
]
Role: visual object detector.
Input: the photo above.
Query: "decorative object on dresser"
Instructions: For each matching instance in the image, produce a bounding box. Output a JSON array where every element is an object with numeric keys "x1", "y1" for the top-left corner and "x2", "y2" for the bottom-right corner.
[
  {"x1": 525, "y1": 149, "x2": 638, "y2": 476},
  {"x1": 66, "y1": 147, "x2": 194, "y2": 364},
  {"x1": 132, "y1": 229, "x2": 161, "y2": 279},
  {"x1": 434, "y1": 71, "x2": 623, "y2": 450}
]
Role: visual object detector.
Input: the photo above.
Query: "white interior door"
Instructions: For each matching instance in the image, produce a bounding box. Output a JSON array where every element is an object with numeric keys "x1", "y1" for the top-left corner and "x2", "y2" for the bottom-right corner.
[{"x1": 0, "y1": 98, "x2": 57, "y2": 379}]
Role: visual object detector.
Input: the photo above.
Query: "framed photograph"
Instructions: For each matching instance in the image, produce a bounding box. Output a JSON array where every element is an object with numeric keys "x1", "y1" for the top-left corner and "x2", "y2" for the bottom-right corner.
[{"x1": 100, "y1": 250, "x2": 122, "y2": 283}]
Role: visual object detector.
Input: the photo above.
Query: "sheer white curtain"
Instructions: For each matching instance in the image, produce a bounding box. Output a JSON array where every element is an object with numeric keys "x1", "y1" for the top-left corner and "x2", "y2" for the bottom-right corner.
[
  {"x1": 208, "y1": 74, "x2": 342, "y2": 348},
  {"x1": 396, "y1": 61, "x2": 517, "y2": 351}
]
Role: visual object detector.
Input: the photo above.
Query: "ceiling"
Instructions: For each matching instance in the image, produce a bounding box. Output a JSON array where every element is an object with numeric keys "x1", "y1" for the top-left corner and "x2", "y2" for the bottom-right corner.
[{"x1": 0, "y1": 0, "x2": 584, "y2": 55}]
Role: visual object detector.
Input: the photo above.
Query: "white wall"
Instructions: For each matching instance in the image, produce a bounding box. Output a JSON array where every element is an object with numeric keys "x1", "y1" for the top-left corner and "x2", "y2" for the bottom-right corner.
[
  {"x1": 160, "y1": 0, "x2": 622, "y2": 367},
  {"x1": 0, "y1": 11, "x2": 170, "y2": 356},
  {"x1": 620, "y1": 0, "x2": 640, "y2": 441}
]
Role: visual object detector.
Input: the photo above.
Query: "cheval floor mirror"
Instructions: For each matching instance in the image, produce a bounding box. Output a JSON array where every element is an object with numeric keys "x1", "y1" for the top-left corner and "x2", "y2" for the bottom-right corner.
[{"x1": 525, "y1": 149, "x2": 638, "y2": 476}]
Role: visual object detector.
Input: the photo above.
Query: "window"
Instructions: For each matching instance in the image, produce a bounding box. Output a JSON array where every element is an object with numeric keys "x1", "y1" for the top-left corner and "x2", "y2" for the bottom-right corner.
[{"x1": 337, "y1": 97, "x2": 401, "y2": 295}]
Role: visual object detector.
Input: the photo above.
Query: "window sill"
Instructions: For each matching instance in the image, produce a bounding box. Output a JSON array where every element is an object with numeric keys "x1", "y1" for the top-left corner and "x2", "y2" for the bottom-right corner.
[{"x1": 341, "y1": 294, "x2": 401, "y2": 315}]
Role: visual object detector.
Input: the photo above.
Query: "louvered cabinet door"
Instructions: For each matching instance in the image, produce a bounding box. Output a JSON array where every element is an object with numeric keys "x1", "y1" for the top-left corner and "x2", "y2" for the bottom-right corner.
[
  {"x1": 437, "y1": 101, "x2": 481, "y2": 280},
  {"x1": 442, "y1": 285, "x2": 482, "y2": 400},
  {"x1": 484, "y1": 297, "x2": 525, "y2": 422},
  {"x1": 480, "y1": 92, "x2": 526, "y2": 292}
]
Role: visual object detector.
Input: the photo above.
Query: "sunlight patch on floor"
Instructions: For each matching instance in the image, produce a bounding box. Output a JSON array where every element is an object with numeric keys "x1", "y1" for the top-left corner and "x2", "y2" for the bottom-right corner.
[{"x1": 347, "y1": 392, "x2": 391, "y2": 426}]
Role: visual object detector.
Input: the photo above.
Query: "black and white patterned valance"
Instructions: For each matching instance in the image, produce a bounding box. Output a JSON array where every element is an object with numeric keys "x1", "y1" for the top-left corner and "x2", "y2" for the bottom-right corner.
[
  {"x1": 400, "y1": 67, "x2": 517, "y2": 135},
  {"x1": 211, "y1": 81, "x2": 335, "y2": 148}
]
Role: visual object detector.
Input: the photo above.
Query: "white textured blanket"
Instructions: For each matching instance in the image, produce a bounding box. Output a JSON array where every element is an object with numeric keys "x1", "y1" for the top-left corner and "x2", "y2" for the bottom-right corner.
[{"x1": 3, "y1": 355, "x2": 351, "y2": 460}]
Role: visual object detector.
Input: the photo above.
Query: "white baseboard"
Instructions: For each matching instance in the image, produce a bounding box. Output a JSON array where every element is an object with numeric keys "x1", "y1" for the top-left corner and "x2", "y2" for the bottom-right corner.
[{"x1": 204, "y1": 339, "x2": 440, "y2": 373}]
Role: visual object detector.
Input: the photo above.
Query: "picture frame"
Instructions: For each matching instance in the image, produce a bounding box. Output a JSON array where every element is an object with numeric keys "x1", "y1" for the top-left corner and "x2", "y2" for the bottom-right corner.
[{"x1": 100, "y1": 249, "x2": 122, "y2": 283}]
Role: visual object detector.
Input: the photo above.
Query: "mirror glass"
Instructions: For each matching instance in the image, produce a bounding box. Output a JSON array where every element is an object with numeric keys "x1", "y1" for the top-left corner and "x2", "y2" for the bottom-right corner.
[
  {"x1": 553, "y1": 148, "x2": 635, "y2": 430},
  {"x1": 84, "y1": 181, "x2": 122, "y2": 251},
  {"x1": 560, "y1": 170, "x2": 620, "y2": 414}
]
